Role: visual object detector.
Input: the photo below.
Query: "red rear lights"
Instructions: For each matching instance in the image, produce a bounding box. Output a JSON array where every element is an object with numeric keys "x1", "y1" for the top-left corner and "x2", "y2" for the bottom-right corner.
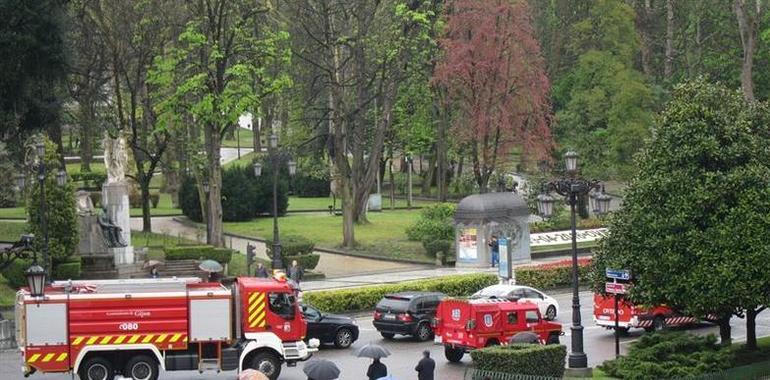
[{"x1": 397, "y1": 313, "x2": 412, "y2": 322}]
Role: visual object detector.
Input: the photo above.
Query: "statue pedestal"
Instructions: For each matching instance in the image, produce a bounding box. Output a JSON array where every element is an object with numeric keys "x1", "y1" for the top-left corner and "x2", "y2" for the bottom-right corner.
[{"x1": 102, "y1": 181, "x2": 134, "y2": 264}]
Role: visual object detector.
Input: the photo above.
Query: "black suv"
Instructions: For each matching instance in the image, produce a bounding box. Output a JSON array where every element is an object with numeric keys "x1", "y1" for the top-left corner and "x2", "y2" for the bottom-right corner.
[{"x1": 372, "y1": 291, "x2": 445, "y2": 341}]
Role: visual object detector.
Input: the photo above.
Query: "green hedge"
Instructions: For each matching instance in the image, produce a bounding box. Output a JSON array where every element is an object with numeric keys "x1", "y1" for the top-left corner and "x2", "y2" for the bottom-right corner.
[
  {"x1": 422, "y1": 239, "x2": 452, "y2": 258},
  {"x1": 303, "y1": 273, "x2": 497, "y2": 313},
  {"x1": 516, "y1": 261, "x2": 591, "y2": 289},
  {"x1": 164, "y1": 245, "x2": 234, "y2": 264},
  {"x1": 599, "y1": 332, "x2": 734, "y2": 380},
  {"x1": 470, "y1": 344, "x2": 566, "y2": 378},
  {"x1": 52, "y1": 259, "x2": 81, "y2": 280},
  {"x1": 266, "y1": 235, "x2": 315, "y2": 257},
  {"x1": 283, "y1": 254, "x2": 320, "y2": 270}
]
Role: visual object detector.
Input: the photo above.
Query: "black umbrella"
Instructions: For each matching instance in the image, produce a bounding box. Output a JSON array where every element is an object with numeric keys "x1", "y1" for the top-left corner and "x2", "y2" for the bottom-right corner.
[
  {"x1": 303, "y1": 359, "x2": 340, "y2": 380},
  {"x1": 355, "y1": 342, "x2": 391, "y2": 359},
  {"x1": 509, "y1": 331, "x2": 540, "y2": 344}
]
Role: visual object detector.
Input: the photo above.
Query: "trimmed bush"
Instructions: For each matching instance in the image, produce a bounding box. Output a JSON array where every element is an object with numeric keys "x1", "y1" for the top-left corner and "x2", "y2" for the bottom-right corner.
[
  {"x1": 599, "y1": 332, "x2": 734, "y2": 380},
  {"x1": 71, "y1": 171, "x2": 107, "y2": 190},
  {"x1": 516, "y1": 258, "x2": 592, "y2": 289},
  {"x1": 150, "y1": 193, "x2": 160, "y2": 208},
  {"x1": 164, "y1": 245, "x2": 233, "y2": 264},
  {"x1": 52, "y1": 259, "x2": 82, "y2": 280},
  {"x1": 179, "y1": 176, "x2": 203, "y2": 222},
  {"x1": 303, "y1": 273, "x2": 497, "y2": 313},
  {"x1": 406, "y1": 203, "x2": 456, "y2": 242},
  {"x1": 422, "y1": 239, "x2": 451, "y2": 258},
  {"x1": 283, "y1": 254, "x2": 320, "y2": 270},
  {"x1": 470, "y1": 344, "x2": 567, "y2": 378},
  {"x1": 266, "y1": 235, "x2": 315, "y2": 257},
  {"x1": 1, "y1": 258, "x2": 32, "y2": 288},
  {"x1": 290, "y1": 173, "x2": 329, "y2": 197}
]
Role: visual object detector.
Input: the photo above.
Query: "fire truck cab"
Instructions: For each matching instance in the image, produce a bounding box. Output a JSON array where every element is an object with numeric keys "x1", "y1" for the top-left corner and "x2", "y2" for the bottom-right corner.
[
  {"x1": 15, "y1": 276, "x2": 317, "y2": 380},
  {"x1": 432, "y1": 298, "x2": 562, "y2": 363}
]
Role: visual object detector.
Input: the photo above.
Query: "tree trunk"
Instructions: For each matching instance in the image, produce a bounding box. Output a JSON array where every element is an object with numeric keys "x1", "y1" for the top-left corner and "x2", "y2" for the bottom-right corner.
[
  {"x1": 80, "y1": 103, "x2": 94, "y2": 172},
  {"x1": 421, "y1": 149, "x2": 436, "y2": 196},
  {"x1": 340, "y1": 176, "x2": 355, "y2": 248},
  {"x1": 718, "y1": 314, "x2": 732, "y2": 346},
  {"x1": 205, "y1": 124, "x2": 224, "y2": 247},
  {"x1": 140, "y1": 175, "x2": 152, "y2": 232},
  {"x1": 746, "y1": 307, "x2": 765, "y2": 350},
  {"x1": 664, "y1": 0, "x2": 675, "y2": 79},
  {"x1": 734, "y1": 0, "x2": 760, "y2": 101},
  {"x1": 638, "y1": 0, "x2": 653, "y2": 77},
  {"x1": 253, "y1": 114, "x2": 262, "y2": 152}
]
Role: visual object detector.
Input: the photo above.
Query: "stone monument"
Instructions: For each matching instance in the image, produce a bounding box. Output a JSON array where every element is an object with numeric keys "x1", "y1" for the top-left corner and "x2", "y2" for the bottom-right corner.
[{"x1": 102, "y1": 133, "x2": 134, "y2": 265}]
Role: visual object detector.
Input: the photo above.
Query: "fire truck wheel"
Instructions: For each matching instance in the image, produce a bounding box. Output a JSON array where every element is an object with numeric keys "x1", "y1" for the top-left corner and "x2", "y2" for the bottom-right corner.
[
  {"x1": 334, "y1": 327, "x2": 354, "y2": 348},
  {"x1": 653, "y1": 316, "x2": 666, "y2": 332},
  {"x1": 444, "y1": 346, "x2": 464, "y2": 363},
  {"x1": 545, "y1": 306, "x2": 557, "y2": 320},
  {"x1": 123, "y1": 355, "x2": 159, "y2": 380},
  {"x1": 415, "y1": 322, "x2": 433, "y2": 342},
  {"x1": 78, "y1": 356, "x2": 114, "y2": 380},
  {"x1": 250, "y1": 351, "x2": 282, "y2": 380},
  {"x1": 381, "y1": 332, "x2": 395, "y2": 339}
]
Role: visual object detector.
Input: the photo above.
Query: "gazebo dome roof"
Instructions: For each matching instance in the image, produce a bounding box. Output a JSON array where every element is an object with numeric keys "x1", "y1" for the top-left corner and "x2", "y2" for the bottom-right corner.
[{"x1": 454, "y1": 192, "x2": 529, "y2": 225}]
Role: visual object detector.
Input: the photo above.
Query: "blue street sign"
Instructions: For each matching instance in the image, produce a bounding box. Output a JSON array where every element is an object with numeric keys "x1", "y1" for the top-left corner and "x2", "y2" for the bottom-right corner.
[
  {"x1": 498, "y1": 238, "x2": 509, "y2": 279},
  {"x1": 605, "y1": 268, "x2": 631, "y2": 280}
]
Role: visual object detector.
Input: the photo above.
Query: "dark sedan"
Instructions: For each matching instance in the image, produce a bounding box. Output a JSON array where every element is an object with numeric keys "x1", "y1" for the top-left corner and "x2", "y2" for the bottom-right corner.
[{"x1": 301, "y1": 304, "x2": 359, "y2": 348}]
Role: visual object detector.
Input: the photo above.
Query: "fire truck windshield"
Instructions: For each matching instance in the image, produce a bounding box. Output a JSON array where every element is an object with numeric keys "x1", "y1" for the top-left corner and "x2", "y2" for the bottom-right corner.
[{"x1": 268, "y1": 292, "x2": 296, "y2": 320}]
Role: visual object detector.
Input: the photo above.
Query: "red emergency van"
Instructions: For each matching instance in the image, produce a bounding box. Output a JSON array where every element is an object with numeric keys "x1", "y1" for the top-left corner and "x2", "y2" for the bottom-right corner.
[{"x1": 593, "y1": 293, "x2": 702, "y2": 333}]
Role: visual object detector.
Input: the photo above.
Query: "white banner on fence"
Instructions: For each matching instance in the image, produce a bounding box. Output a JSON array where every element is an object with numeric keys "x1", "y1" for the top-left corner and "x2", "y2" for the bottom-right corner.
[{"x1": 530, "y1": 228, "x2": 609, "y2": 247}]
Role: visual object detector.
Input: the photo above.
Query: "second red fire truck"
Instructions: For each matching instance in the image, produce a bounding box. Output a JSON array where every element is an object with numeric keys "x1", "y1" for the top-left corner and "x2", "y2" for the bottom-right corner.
[
  {"x1": 15, "y1": 276, "x2": 318, "y2": 380},
  {"x1": 593, "y1": 293, "x2": 704, "y2": 333}
]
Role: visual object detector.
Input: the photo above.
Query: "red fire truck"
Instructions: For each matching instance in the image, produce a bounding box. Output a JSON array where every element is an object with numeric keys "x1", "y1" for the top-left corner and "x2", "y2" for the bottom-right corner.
[
  {"x1": 593, "y1": 293, "x2": 701, "y2": 333},
  {"x1": 15, "y1": 276, "x2": 318, "y2": 380},
  {"x1": 432, "y1": 298, "x2": 562, "y2": 363}
]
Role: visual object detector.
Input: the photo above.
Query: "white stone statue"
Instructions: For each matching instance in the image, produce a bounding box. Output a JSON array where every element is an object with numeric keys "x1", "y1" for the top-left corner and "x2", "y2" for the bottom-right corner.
[{"x1": 103, "y1": 133, "x2": 128, "y2": 183}]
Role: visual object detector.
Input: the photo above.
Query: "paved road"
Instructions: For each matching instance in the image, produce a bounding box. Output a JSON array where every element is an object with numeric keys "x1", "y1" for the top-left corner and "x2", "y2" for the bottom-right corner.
[{"x1": 4, "y1": 290, "x2": 770, "y2": 380}]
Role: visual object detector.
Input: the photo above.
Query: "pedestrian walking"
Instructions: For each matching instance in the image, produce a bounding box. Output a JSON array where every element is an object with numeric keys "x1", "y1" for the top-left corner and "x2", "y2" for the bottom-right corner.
[
  {"x1": 488, "y1": 235, "x2": 499, "y2": 267},
  {"x1": 414, "y1": 350, "x2": 435, "y2": 380},
  {"x1": 255, "y1": 262, "x2": 269, "y2": 278},
  {"x1": 289, "y1": 259, "x2": 304, "y2": 285},
  {"x1": 367, "y1": 358, "x2": 387, "y2": 380}
]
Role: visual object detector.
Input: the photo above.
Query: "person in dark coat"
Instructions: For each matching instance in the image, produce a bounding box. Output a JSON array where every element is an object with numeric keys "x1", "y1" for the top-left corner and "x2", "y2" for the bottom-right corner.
[
  {"x1": 255, "y1": 262, "x2": 269, "y2": 278},
  {"x1": 414, "y1": 350, "x2": 435, "y2": 380},
  {"x1": 488, "y1": 235, "x2": 499, "y2": 267},
  {"x1": 367, "y1": 358, "x2": 387, "y2": 380}
]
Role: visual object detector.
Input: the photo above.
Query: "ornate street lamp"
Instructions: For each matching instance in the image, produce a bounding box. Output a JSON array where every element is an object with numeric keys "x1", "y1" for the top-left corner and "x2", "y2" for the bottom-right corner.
[
  {"x1": 253, "y1": 134, "x2": 296, "y2": 272},
  {"x1": 25, "y1": 264, "x2": 46, "y2": 298},
  {"x1": 536, "y1": 151, "x2": 611, "y2": 369}
]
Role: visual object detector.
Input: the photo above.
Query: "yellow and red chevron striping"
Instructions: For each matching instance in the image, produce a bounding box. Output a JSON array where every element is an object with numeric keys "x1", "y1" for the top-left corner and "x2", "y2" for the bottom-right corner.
[
  {"x1": 70, "y1": 332, "x2": 188, "y2": 346},
  {"x1": 247, "y1": 291, "x2": 266, "y2": 329}
]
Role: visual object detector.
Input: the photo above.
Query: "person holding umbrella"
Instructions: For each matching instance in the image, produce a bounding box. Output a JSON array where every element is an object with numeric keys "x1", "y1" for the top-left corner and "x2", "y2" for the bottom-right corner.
[
  {"x1": 366, "y1": 358, "x2": 387, "y2": 380},
  {"x1": 356, "y1": 342, "x2": 391, "y2": 380}
]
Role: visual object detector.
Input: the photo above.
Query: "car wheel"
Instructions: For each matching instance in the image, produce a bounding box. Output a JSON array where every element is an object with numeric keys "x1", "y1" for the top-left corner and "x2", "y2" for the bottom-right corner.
[
  {"x1": 78, "y1": 356, "x2": 114, "y2": 380},
  {"x1": 380, "y1": 332, "x2": 395, "y2": 339},
  {"x1": 545, "y1": 305, "x2": 557, "y2": 321},
  {"x1": 250, "y1": 351, "x2": 282, "y2": 380},
  {"x1": 334, "y1": 327, "x2": 354, "y2": 348},
  {"x1": 546, "y1": 333, "x2": 560, "y2": 345},
  {"x1": 615, "y1": 326, "x2": 630, "y2": 336},
  {"x1": 444, "y1": 346, "x2": 464, "y2": 363},
  {"x1": 123, "y1": 355, "x2": 159, "y2": 380},
  {"x1": 415, "y1": 322, "x2": 433, "y2": 342}
]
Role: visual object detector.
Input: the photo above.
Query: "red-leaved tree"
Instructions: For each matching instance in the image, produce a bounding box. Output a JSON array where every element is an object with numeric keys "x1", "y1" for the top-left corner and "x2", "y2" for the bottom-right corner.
[{"x1": 434, "y1": 0, "x2": 553, "y2": 192}]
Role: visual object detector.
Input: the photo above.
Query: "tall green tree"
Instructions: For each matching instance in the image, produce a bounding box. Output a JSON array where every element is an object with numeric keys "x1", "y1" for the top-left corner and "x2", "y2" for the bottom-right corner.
[
  {"x1": 592, "y1": 79, "x2": 770, "y2": 349},
  {"x1": 553, "y1": 0, "x2": 653, "y2": 179},
  {"x1": 0, "y1": 0, "x2": 67, "y2": 158},
  {"x1": 151, "y1": 0, "x2": 290, "y2": 247}
]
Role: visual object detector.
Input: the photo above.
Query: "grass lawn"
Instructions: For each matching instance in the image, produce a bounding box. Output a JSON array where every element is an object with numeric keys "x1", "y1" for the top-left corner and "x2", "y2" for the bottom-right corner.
[
  {"x1": 224, "y1": 209, "x2": 433, "y2": 262},
  {"x1": 0, "y1": 220, "x2": 27, "y2": 241},
  {"x1": 0, "y1": 274, "x2": 18, "y2": 308},
  {"x1": 287, "y1": 196, "x2": 434, "y2": 211},
  {"x1": 531, "y1": 241, "x2": 598, "y2": 254},
  {"x1": 224, "y1": 151, "x2": 257, "y2": 168},
  {"x1": 222, "y1": 127, "x2": 255, "y2": 148},
  {"x1": 0, "y1": 193, "x2": 182, "y2": 219}
]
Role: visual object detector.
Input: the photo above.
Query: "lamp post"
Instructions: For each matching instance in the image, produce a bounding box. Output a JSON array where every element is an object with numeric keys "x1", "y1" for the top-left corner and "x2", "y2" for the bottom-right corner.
[
  {"x1": 14, "y1": 139, "x2": 67, "y2": 281},
  {"x1": 253, "y1": 134, "x2": 296, "y2": 272},
  {"x1": 536, "y1": 151, "x2": 611, "y2": 369}
]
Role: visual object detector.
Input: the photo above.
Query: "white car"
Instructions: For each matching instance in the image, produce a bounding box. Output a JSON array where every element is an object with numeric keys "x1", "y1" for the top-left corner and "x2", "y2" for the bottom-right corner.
[{"x1": 471, "y1": 284, "x2": 560, "y2": 320}]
